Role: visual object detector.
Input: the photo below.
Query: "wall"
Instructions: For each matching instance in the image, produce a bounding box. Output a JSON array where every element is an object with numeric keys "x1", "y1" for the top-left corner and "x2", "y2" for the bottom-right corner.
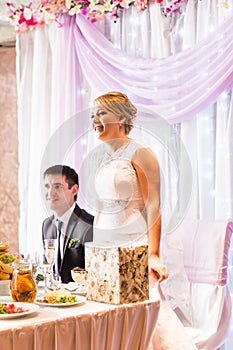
[{"x1": 0, "y1": 46, "x2": 19, "y2": 253}]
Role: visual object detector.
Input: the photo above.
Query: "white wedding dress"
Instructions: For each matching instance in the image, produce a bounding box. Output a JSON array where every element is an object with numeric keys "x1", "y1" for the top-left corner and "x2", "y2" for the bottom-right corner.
[
  {"x1": 93, "y1": 140, "x2": 148, "y2": 246},
  {"x1": 91, "y1": 140, "x2": 198, "y2": 350}
]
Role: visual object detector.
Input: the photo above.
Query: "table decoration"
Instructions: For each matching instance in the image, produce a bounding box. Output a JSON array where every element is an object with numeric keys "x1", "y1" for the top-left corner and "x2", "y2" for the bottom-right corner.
[{"x1": 85, "y1": 242, "x2": 149, "y2": 304}]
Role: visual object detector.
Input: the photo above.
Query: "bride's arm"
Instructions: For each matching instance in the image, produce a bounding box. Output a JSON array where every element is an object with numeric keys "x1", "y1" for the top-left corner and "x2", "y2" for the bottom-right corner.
[
  {"x1": 93, "y1": 199, "x2": 102, "y2": 227},
  {"x1": 132, "y1": 147, "x2": 168, "y2": 282}
]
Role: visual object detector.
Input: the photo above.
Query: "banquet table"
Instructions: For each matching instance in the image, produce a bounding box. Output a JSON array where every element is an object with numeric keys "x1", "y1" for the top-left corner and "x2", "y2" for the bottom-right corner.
[{"x1": 0, "y1": 296, "x2": 160, "y2": 350}]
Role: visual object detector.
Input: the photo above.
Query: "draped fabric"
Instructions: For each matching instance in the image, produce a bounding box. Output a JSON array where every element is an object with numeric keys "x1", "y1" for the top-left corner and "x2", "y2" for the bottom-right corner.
[
  {"x1": 16, "y1": 1, "x2": 233, "y2": 254},
  {"x1": 74, "y1": 13, "x2": 233, "y2": 124}
]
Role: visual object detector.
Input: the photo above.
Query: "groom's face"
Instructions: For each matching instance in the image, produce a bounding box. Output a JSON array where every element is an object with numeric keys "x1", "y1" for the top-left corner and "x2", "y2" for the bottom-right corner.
[{"x1": 44, "y1": 174, "x2": 78, "y2": 216}]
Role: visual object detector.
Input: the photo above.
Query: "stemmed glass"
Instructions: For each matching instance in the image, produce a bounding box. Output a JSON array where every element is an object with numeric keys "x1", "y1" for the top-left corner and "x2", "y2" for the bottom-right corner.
[
  {"x1": 71, "y1": 267, "x2": 87, "y2": 294},
  {"x1": 43, "y1": 239, "x2": 57, "y2": 291}
]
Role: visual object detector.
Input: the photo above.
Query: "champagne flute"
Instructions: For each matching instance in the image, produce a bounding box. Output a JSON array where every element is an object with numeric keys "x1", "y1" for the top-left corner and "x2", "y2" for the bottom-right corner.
[{"x1": 44, "y1": 239, "x2": 57, "y2": 290}]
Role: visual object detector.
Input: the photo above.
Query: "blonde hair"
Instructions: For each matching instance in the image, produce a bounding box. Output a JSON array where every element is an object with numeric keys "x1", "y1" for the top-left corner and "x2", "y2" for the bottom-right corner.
[{"x1": 93, "y1": 91, "x2": 137, "y2": 135}]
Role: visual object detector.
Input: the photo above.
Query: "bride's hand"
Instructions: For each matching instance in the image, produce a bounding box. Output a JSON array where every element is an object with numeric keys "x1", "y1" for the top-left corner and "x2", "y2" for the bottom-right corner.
[{"x1": 149, "y1": 254, "x2": 169, "y2": 283}]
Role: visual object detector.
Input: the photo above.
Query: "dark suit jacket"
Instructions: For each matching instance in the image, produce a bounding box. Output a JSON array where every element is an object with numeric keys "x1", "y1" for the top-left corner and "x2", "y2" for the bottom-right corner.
[{"x1": 42, "y1": 204, "x2": 94, "y2": 283}]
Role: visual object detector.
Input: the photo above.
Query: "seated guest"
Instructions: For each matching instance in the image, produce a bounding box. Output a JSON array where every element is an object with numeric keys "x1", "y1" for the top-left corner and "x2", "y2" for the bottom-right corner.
[{"x1": 42, "y1": 165, "x2": 93, "y2": 283}]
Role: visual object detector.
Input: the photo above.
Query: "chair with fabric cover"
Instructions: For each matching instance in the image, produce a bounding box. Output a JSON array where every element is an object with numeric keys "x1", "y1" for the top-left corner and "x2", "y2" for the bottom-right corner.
[{"x1": 161, "y1": 219, "x2": 233, "y2": 350}]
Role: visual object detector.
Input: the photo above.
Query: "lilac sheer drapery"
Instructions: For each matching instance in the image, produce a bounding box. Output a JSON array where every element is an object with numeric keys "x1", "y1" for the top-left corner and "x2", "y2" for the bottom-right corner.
[
  {"x1": 69, "y1": 14, "x2": 233, "y2": 123},
  {"x1": 16, "y1": 10, "x2": 233, "y2": 255}
]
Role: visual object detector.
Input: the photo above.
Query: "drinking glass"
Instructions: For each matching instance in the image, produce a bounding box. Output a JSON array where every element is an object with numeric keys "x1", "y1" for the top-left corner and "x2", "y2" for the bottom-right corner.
[
  {"x1": 71, "y1": 267, "x2": 87, "y2": 294},
  {"x1": 44, "y1": 239, "x2": 56, "y2": 265},
  {"x1": 44, "y1": 239, "x2": 57, "y2": 291}
]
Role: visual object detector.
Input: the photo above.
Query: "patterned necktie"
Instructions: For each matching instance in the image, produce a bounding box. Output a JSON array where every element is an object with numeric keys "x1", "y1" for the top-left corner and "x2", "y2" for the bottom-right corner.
[{"x1": 56, "y1": 220, "x2": 63, "y2": 276}]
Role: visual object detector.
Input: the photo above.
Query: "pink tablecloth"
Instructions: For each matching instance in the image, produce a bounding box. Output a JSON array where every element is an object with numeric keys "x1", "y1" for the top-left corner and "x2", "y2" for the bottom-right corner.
[{"x1": 0, "y1": 298, "x2": 160, "y2": 350}]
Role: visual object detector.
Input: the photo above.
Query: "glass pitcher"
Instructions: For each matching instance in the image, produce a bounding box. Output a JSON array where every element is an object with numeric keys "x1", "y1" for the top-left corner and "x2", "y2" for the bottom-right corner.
[{"x1": 10, "y1": 259, "x2": 37, "y2": 302}]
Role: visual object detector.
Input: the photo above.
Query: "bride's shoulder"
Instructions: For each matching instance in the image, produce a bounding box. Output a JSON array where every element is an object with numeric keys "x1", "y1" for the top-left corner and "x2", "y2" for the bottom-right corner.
[
  {"x1": 130, "y1": 139, "x2": 158, "y2": 162},
  {"x1": 128, "y1": 139, "x2": 150, "y2": 152}
]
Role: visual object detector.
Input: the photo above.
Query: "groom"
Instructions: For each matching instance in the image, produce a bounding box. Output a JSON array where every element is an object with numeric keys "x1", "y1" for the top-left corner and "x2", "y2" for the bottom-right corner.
[{"x1": 42, "y1": 165, "x2": 93, "y2": 283}]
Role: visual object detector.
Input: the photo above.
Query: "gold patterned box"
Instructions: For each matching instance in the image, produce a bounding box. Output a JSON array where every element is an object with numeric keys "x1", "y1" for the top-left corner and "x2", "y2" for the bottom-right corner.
[{"x1": 85, "y1": 242, "x2": 149, "y2": 304}]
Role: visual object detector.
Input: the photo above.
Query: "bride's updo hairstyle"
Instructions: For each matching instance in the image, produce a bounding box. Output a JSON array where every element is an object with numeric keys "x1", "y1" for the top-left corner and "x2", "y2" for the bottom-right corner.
[{"x1": 93, "y1": 91, "x2": 137, "y2": 135}]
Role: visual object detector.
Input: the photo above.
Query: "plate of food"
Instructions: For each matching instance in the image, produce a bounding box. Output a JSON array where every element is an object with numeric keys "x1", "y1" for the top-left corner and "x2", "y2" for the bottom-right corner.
[
  {"x1": 0, "y1": 302, "x2": 40, "y2": 319},
  {"x1": 34, "y1": 289, "x2": 86, "y2": 307}
]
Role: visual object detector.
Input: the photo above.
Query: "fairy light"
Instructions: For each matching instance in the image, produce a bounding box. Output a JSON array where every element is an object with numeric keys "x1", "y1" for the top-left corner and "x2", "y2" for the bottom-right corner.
[
  {"x1": 209, "y1": 25, "x2": 216, "y2": 33},
  {"x1": 80, "y1": 138, "x2": 87, "y2": 145},
  {"x1": 210, "y1": 189, "x2": 216, "y2": 197},
  {"x1": 204, "y1": 128, "x2": 213, "y2": 135},
  {"x1": 220, "y1": 91, "x2": 229, "y2": 99},
  {"x1": 178, "y1": 28, "x2": 184, "y2": 37},
  {"x1": 206, "y1": 159, "x2": 213, "y2": 165},
  {"x1": 205, "y1": 172, "x2": 213, "y2": 179},
  {"x1": 217, "y1": 48, "x2": 224, "y2": 55}
]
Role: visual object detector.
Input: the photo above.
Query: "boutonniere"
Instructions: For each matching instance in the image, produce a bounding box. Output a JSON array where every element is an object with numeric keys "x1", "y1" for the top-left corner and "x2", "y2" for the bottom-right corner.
[{"x1": 68, "y1": 238, "x2": 80, "y2": 248}]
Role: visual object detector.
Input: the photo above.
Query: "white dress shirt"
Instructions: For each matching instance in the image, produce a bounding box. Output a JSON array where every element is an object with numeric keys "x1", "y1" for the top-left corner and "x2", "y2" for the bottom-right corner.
[{"x1": 55, "y1": 202, "x2": 76, "y2": 259}]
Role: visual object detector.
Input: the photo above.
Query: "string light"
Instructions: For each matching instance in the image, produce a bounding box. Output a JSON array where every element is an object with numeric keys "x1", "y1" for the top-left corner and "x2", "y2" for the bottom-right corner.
[
  {"x1": 80, "y1": 138, "x2": 87, "y2": 145},
  {"x1": 210, "y1": 190, "x2": 216, "y2": 197},
  {"x1": 80, "y1": 89, "x2": 86, "y2": 95}
]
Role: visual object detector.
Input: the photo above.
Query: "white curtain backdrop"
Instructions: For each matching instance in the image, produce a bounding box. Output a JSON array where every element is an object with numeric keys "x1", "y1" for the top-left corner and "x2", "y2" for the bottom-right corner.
[
  {"x1": 16, "y1": 0, "x2": 233, "y2": 252},
  {"x1": 16, "y1": 1, "x2": 233, "y2": 347}
]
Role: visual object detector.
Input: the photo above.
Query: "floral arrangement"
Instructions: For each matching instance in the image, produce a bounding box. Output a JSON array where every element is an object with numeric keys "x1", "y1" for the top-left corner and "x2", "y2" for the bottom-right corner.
[{"x1": 5, "y1": 0, "x2": 189, "y2": 33}]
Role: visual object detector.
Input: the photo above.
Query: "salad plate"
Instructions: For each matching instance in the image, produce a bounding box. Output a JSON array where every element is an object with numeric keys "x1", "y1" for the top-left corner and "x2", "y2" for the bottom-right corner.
[
  {"x1": 34, "y1": 295, "x2": 86, "y2": 307},
  {"x1": 0, "y1": 302, "x2": 39, "y2": 319}
]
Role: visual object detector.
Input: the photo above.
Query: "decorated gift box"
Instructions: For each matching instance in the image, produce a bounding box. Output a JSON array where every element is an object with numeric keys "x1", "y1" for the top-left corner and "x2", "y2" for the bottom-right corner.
[{"x1": 85, "y1": 242, "x2": 149, "y2": 304}]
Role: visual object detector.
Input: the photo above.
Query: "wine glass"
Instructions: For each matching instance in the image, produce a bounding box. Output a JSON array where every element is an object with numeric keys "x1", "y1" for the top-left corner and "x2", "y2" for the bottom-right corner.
[
  {"x1": 71, "y1": 267, "x2": 87, "y2": 294},
  {"x1": 36, "y1": 254, "x2": 50, "y2": 295},
  {"x1": 44, "y1": 239, "x2": 57, "y2": 291}
]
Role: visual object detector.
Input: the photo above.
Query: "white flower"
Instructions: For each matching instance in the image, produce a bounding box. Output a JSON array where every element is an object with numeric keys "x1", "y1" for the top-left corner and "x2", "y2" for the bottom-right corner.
[
  {"x1": 217, "y1": 1, "x2": 229, "y2": 8},
  {"x1": 65, "y1": 0, "x2": 72, "y2": 10},
  {"x1": 23, "y1": 7, "x2": 32, "y2": 20},
  {"x1": 120, "y1": 0, "x2": 133, "y2": 9},
  {"x1": 89, "y1": 0, "x2": 112, "y2": 13},
  {"x1": 69, "y1": 5, "x2": 82, "y2": 15},
  {"x1": 43, "y1": 10, "x2": 56, "y2": 24}
]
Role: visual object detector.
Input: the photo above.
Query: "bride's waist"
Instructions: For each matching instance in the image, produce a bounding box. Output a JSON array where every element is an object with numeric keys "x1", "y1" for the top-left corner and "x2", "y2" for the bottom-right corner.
[{"x1": 101, "y1": 198, "x2": 144, "y2": 210}]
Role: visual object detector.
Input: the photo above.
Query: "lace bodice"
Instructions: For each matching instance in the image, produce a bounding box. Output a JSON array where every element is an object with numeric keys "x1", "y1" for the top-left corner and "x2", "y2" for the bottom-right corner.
[{"x1": 92, "y1": 140, "x2": 148, "y2": 245}]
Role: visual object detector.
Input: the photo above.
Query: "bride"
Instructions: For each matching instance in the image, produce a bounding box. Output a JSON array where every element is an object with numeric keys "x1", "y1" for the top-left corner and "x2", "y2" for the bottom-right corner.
[{"x1": 88, "y1": 91, "x2": 197, "y2": 350}]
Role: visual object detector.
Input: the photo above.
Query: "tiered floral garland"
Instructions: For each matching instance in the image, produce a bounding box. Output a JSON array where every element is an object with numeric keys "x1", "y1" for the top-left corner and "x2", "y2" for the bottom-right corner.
[
  {"x1": 5, "y1": 0, "x2": 189, "y2": 33},
  {"x1": 5, "y1": 0, "x2": 231, "y2": 34}
]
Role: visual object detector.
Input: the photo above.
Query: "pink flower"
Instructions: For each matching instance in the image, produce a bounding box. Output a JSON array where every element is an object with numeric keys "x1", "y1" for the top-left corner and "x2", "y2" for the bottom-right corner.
[
  {"x1": 6, "y1": 0, "x2": 190, "y2": 34},
  {"x1": 134, "y1": 0, "x2": 148, "y2": 13}
]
